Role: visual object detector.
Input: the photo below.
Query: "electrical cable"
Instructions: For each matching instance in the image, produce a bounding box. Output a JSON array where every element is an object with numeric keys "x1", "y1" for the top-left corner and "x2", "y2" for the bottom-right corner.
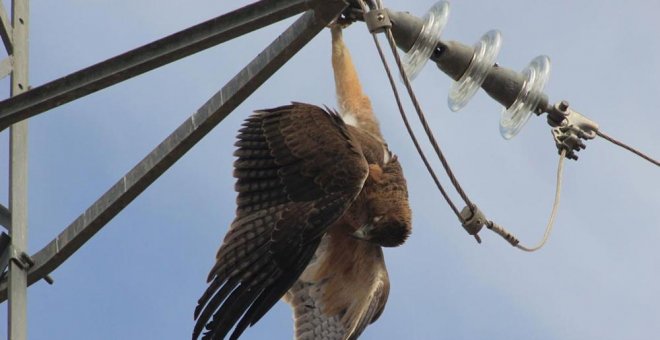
[
  {"x1": 353, "y1": 1, "x2": 645, "y2": 252},
  {"x1": 355, "y1": 0, "x2": 463, "y2": 220},
  {"x1": 357, "y1": 0, "x2": 477, "y2": 216},
  {"x1": 380, "y1": 22, "x2": 477, "y2": 214},
  {"x1": 596, "y1": 130, "x2": 659, "y2": 167},
  {"x1": 515, "y1": 149, "x2": 566, "y2": 252}
]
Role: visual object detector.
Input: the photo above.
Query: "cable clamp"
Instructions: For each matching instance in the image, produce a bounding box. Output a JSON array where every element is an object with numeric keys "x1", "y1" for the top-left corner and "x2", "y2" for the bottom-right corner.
[
  {"x1": 486, "y1": 221, "x2": 520, "y2": 247},
  {"x1": 548, "y1": 100, "x2": 599, "y2": 160},
  {"x1": 364, "y1": 8, "x2": 392, "y2": 33},
  {"x1": 460, "y1": 205, "x2": 486, "y2": 244}
]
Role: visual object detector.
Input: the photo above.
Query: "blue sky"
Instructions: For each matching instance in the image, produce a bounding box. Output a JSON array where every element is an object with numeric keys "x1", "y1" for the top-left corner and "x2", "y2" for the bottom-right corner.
[{"x1": 0, "y1": 0, "x2": 658, "y2": 339}]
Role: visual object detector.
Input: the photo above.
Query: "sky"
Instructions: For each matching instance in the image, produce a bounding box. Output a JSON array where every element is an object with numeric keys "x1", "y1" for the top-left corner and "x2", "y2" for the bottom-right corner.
[{"x1": 0, "y1": 0, "x2": 658, "y2": 339}]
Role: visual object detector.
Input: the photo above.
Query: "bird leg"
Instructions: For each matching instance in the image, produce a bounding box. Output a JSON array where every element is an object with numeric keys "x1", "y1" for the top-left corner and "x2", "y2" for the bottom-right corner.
[{"x1": 330, "y1": 26, "x2": 382, "y2": 137}]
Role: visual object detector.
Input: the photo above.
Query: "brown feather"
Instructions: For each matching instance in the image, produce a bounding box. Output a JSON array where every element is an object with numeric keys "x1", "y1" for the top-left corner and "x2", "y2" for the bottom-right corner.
[
  {"x1": 193, "y1": 104, "x2": 371, "y2": 340},
  {"x1": 194, "y1": 25, "x2": 412, "y2": 340}
]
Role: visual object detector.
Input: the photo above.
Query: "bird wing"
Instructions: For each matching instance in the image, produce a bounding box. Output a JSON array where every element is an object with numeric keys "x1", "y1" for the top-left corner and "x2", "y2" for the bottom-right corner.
[
  {"x1": 285, "y1": 237, "x2": 390, "y2": 340},
  {"x1": 193, "y1": 103, "x2": 370, "y2": 340}
]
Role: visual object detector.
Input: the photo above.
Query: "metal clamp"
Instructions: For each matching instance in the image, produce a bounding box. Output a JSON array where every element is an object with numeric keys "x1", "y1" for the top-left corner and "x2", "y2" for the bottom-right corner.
[
  {"x1": 459, "y1": 206, "x2": 526, "y2": 247},
  {"x1": 1, "y1": 246, "x2": 54, "y2": 285},
  {"x1": 548, "y1": 100, "x2": 599, "y2": 160},
  {"x1": 460, "y1": 205, "x2": 486, "y2": 243},
  {"x1": 364, "y1": 8, "x2": 392, "y2": 33}
]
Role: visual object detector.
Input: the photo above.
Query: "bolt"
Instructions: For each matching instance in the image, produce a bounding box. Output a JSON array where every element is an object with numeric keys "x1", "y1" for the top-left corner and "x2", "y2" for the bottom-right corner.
[
  {"x1": 20, "y1": 252, "x2": 34, "y2": 267},
  {"x1": 377, "y1": 13, "x2": 385, "y2": 21},
  {"x1": 558, "y1": 100, "x2": 569, "y2": 112}
]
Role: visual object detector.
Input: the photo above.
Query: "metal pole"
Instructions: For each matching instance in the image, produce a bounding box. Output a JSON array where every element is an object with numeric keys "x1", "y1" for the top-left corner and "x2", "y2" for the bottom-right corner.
[{"x1": 7, "y1": 0, "x2": 28, "y2": 339}]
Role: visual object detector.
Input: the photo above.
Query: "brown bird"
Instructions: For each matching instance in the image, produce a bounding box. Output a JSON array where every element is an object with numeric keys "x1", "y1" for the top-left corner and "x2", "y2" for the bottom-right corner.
[{"x1": 193, "y1": 26, "x2": 411, "y2": 340}]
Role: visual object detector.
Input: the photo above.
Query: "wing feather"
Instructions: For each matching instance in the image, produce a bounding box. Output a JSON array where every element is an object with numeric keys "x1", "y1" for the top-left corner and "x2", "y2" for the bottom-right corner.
[
  {"x1": 346, "y1": 271, "x2": 389, "y2": 340},
  {"x1": 287, "y1": 281, "x2": 346, "y2": 340},
  {"x1": 285, "y1": 237, "x2": 391, "y2": 340},
  {"x1": 193, "y1": 103, "x2": 369, "y2": 340}
]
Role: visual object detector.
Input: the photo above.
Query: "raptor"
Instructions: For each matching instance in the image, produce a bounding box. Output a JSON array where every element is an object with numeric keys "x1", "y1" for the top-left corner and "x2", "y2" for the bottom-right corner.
[{"x1": 193, "y1": 25, "x2": 412, "y2": 340}]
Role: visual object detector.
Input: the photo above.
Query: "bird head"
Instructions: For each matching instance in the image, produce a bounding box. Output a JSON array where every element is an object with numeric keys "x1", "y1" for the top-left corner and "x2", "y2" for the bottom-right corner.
[
  {"x1": 352, "y1": 213, "x2": 411, "y2": 247},
  {"x1": 352, "y1": 157, "x2": 412, "y2": 247}
]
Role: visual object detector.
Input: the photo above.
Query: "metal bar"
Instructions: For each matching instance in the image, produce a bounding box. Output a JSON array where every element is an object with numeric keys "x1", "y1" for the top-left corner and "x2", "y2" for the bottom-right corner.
[
  {"x1": 0, "y1": 2, "x2": 12, "y2": 54},
  {"x1": 0, "y1": 233, "x2": 10, "y2": 275},
  {"x1": 7, "y1": 0, "x2": 29, "y2": 338},
  {"x1": 0, "y1": 0, "x2": 346, "y2": 302},
  {"x1": 0, "y1": 204, "x2": 10, "y2": 230},
  {"x1": 0, "y1": 0, "x2": 324, "y2": 130},
  {"x1": 0, "y1": 57, "x2": 13, "y2": 80}
]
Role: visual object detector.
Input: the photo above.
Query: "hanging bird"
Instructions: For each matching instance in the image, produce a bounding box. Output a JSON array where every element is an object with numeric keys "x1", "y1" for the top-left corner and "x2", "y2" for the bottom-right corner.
[{"x1": 193, "y1": 25, "x2": 411, "y2": 340}]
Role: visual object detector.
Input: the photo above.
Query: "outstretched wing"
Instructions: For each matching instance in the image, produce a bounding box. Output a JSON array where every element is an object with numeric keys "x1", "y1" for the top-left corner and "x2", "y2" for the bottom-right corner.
[{"x1": 193, "y1": 103, "x2": 370, "y2": 340}]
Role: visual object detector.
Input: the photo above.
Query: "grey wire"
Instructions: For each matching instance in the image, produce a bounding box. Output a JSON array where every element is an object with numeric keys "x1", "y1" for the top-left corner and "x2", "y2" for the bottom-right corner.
[
  {"x1": 596, "y1": 130, "x2": 659, "y2": 167},
  {"x1": 355, "y1": 0, "x2": 463, "y2": 219},
  {"x1": 380, "y1": 26, "x2": 476, "y2": 214},
  {"x1": 515, "y1": 149, "x2": 566, "y2": 252}
]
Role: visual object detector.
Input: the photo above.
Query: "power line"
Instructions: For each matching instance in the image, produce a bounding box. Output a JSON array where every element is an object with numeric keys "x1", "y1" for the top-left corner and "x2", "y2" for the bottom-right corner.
[{"x1": 596, "y1": 130, "x2": 659, "y2": 167}]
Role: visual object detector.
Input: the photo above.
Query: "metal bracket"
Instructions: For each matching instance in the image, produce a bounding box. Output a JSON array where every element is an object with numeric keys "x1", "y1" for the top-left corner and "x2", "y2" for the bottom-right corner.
[
  {"x1": 0, "y1": 234, "x2": 54, "y2": 285},
  {"x1": 8, "y1": 250, "x2": 28, "y2": 271},
  {"x1": 364, "y1": 9, "x2": 392, "y2": 33},
  {"x1": 548, "y1": 100, "x2": 599, "y2": 160},
  {"x1": 3, "y1": 248, "x2": 53, "y2": 285}
]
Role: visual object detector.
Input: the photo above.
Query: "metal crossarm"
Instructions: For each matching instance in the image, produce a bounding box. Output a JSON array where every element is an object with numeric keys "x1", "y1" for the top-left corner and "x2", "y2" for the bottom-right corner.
[
  {"x1": 0, "y1": 0, "x2": 330, "y2": 130},
  {"x1": 0, "y1": 0, "x2": 346, "y2": 303}
]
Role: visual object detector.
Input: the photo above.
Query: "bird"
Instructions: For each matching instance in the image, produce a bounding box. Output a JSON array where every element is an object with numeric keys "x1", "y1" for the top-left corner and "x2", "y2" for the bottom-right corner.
[{"x1": 193, "y1": 24, "x2": 412, "y2": 340}]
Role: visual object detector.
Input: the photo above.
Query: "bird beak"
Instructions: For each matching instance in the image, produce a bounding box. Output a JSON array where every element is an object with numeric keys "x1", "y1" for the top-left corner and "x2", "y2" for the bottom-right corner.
[{"x1": 352, "y1": 224, "x2": 374, "y2": 241}]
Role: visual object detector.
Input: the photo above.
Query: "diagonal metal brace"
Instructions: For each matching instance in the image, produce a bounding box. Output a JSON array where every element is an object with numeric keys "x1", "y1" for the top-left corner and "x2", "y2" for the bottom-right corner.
[
  {"x1": 0, "y1": 0, "x2": 347, "y2": 303},
  {"x1": 0, "y1": 2, "x2": 12, "y2": 54},
  {"x1": 0, "y1": 204, "x2": 10, "y2": 230},
  {"x1": 0, "y1": 233, "x2": 10, "y2": 274},
  {"x1": 0, "y1": 0, "x2": 331, "y2": 130}
]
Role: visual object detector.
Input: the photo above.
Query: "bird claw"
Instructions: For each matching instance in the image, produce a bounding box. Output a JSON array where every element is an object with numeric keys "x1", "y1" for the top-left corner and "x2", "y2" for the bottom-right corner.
[{"x1": 327, "y1": 6, "x2": 363, "y2": 29}]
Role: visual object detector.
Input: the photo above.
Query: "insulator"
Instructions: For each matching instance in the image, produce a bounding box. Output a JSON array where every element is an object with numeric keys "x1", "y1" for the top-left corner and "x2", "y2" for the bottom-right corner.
[
  {"x1": 402, "y1": 1, "x2": 450, "y2": 80},
  {"x1": 448, "y1": 30, "x2": 502, "y2": 112},
  {"x1": 499, "y1": 55, "x2": 551, "y2": 139}
]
